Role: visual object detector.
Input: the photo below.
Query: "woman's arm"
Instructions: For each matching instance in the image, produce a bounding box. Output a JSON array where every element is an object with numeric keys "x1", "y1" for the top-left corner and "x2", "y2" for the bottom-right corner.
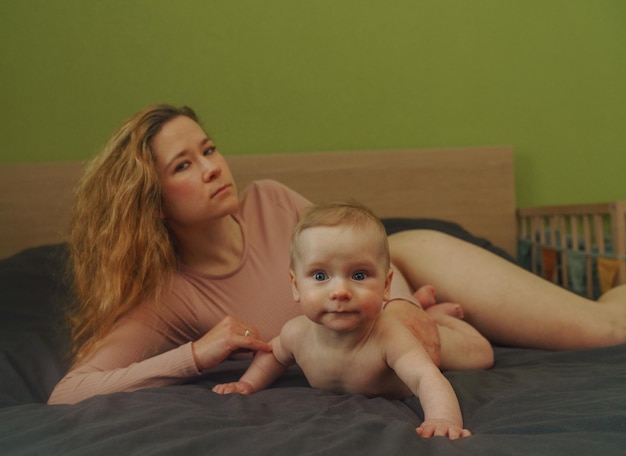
[
  {"x1": 48, "y1": 315, "x2": 271, "y2": 405},
  {"x1": 48, "y1": 344, "x2": 199, "y2": 404},
  {"x1": 47, "y1": 315, "x2": 199, "y2": 404},
  {"x1": 212, "y1": 322, "x2": 298, "y2": 395}
]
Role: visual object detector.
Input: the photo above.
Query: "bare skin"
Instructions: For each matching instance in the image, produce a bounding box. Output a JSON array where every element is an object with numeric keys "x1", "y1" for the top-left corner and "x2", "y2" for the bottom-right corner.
[
  {"x1": 389, "y1": 230, "x2": 626, "y2": 350},
  {"x1": 54, "y1": 108, "x2": 626, "y2": 406},
  {"x1": 411, "y1": 284, "x2": 493, "y2": 371},
  {"x1": 214, "y1": 312, "x2": 471, "y2": 439},
  {"x1": 415, "y1": 284, "x2": 464, "y2": 319},
  {"x1": 214, "y1": 223, "x2": 493, "y2": 439}
]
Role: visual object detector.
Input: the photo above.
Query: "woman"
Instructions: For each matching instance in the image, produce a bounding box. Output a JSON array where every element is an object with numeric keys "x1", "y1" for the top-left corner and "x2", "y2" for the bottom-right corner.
[{"x1": 48, "y1": 104, "x2": 626, "y2": 404}]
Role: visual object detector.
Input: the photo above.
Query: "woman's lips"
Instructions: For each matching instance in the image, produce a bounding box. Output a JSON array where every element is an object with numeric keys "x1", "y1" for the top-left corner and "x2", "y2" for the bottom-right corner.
[{"x1": 212, "y1": 183, "x2": 231, "y2": 198}]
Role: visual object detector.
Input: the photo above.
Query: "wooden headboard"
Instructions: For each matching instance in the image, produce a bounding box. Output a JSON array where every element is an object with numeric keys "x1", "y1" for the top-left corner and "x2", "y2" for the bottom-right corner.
[{"x1": 0, "y1": 147, "x2": 516, "y2": 259}]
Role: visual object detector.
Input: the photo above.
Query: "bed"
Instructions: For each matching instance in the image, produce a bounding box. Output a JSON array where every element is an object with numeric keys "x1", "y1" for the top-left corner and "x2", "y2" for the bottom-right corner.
[{"x1": 2, "y1": 147, "x2": 626, "y2": 455}]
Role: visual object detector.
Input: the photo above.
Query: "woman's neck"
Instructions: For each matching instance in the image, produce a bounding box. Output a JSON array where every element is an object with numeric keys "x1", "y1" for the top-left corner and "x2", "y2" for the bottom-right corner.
[{"x1": 174, "y1": 215, "x2": 244, "y2": 275}]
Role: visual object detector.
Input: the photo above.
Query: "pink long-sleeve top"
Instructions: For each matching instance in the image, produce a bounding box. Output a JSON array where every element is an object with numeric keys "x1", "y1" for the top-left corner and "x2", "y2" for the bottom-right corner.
[{"x1": 48, "y1": 180, "x2": 417, "y2": 404}]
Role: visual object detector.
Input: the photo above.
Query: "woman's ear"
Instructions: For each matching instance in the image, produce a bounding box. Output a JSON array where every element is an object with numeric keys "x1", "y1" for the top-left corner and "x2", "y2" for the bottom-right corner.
[
  {"x1": 289, "y1": 269, "x2": 300, "y2": 302},
  {"x1": 383, "y1": 268, "x2": 393, "y2": 301}
]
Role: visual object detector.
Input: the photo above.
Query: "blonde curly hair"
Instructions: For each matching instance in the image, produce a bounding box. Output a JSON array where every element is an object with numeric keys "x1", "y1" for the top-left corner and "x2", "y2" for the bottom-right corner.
[{"x1": 68, "y1": 104, "x2": 198, "y2": 365}]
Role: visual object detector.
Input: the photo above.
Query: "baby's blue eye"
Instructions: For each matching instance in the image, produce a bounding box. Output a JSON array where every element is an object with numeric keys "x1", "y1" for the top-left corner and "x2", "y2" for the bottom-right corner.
[
  {"x1": 204, "y1": 146, "x2": 216, "y2": 156},
  {"x1": 313, "y1": 272, "x2": 327, "y2": 281},
  {"x1": 353, "y1": 272, "x2": 367, "y2": 281}
]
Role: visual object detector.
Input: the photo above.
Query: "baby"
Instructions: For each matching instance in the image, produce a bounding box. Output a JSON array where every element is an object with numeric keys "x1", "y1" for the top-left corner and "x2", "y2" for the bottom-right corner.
[{"x1": 213, "y1": 201, "x2": 493, "y2": 439}]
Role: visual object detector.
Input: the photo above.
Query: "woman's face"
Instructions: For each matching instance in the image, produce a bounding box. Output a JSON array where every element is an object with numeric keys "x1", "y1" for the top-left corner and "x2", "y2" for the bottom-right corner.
[{"x1": 151, "y1": 115, "x2": 239, "y2": 231}]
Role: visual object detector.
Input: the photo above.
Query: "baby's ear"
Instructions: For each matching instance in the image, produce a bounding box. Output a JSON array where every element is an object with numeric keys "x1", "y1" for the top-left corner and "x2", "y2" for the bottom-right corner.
[
  {"x1": 289, "y1": 270, "x2": 300, "y2": 302},
  {"x1": 383, "y1": 268, "x2": 393, "y2": 301}
]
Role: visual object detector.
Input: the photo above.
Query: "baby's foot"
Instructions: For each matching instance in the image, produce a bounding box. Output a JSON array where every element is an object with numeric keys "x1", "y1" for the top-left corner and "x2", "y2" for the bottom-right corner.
[
  {"x1": 414, "y1": 285, "x2": 464, "y2": 320},
  {"x1": 425, "y1": 302, "x2": 465, "y2": 319},
  {"x1": 413, "y1": 285, "x2": 437, "y2": 309}
]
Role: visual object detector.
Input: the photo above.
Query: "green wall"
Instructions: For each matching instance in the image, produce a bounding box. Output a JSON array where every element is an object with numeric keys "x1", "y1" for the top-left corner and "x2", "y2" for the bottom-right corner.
[{"x1": 2, "y1": 0, "x2": 625, "y2": 207}]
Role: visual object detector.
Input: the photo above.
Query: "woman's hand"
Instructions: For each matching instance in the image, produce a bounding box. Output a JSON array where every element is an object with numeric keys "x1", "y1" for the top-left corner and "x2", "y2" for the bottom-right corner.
[
  {"x1": 191, "y1": 316, "x2": 272, "y2": 371},
  {"x1": 383, "y1": 299, "x2": 441, "y2": 366}
]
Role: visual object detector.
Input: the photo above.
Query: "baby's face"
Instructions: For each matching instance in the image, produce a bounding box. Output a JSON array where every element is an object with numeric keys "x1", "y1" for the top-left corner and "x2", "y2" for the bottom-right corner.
[{"x1": 290, "y1": 225, "x2": 392, "y2": 332}]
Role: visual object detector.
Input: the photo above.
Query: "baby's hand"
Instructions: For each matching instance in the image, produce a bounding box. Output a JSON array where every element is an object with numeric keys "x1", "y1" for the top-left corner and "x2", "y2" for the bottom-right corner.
[
  {"x1": 212, "y1": 381, "x2": 255, "y2": 395},
  {"x1": 416, "y1": 419, "x2": 471, "y2": 440}
]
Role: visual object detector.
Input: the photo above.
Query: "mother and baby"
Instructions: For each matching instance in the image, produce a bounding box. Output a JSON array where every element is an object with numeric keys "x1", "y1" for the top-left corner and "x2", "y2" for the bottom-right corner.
[{"x1": 48, "y1": 104, "x2": 626, "y2": 439}]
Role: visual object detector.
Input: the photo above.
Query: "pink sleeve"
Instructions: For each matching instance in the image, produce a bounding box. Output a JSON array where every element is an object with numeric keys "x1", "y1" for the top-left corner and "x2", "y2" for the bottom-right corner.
[{"x1": 47, "y1": 315, "x2": 201, "y2": 405}]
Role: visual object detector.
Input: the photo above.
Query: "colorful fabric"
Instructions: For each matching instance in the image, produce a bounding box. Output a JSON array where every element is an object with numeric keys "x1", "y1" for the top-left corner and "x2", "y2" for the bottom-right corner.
[
  {"x1": 541, "y1": 247, "x2": 559, "y2": 281},
  {"x1": 518, "y1": 239, "x2": 533, "y2": 270},
  {"x1": 597, "y1": 257, "x2": 623, "y2": 295},
  {"x1": 567, "y1": 251, "x2": 587, "y2": 296}
]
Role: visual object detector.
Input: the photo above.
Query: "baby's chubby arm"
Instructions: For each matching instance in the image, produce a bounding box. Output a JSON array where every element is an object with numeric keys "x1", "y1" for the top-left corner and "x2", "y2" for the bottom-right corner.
[
  {"x1": 212, "y1": 320, "x2": 298, "y2": 395},
  {"x1": 388, "y1": 330, "x2": 470, "y2": 439}
]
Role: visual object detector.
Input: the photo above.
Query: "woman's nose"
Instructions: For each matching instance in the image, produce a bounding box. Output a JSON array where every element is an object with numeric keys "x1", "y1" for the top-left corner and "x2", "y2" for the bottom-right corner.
[{"x1": 201, "y1": 158, "x2": 221, "y2": 182}]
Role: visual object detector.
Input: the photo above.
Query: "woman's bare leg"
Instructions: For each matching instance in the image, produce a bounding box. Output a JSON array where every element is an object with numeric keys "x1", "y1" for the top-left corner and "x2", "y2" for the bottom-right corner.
[{"x1": 389, "y1": 230, "x2": 626, "y2": 350}]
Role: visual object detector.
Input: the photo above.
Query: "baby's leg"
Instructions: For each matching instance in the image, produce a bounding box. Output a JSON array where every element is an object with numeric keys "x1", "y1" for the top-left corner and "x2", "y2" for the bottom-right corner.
[{"x1": 435, "y1": 315, "x2": 494, "y2": 371}]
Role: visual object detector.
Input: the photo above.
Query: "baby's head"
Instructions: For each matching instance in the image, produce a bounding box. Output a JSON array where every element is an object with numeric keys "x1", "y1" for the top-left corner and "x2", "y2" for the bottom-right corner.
[
  {"x1": 290, "y1": 200, "x2": 390, "y2": 271},
  {"x1": 289, "y1": 201, "x2": 392, "y2": 329}
]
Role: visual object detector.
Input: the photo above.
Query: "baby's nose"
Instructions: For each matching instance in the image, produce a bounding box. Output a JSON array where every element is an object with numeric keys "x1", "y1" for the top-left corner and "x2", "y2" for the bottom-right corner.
[{"x1": 330, "y1": 282, "x2": 351, "y2": 300}]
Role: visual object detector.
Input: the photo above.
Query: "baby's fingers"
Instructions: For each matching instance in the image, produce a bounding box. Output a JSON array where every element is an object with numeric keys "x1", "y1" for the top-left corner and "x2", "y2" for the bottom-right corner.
[
  {"x1": 416, "y1": 421, "x2": 471, "y2": 440},
  {"x1": 212, "y1": 383, "x2": 228, "y2": 394},
  {"x1": 446, "y1": 426, "x2": 472, "y2": 440},
  {"x1": 212, "y1": 383, "x2": 238, "y2": 394},
  {"x1": 416, "y1": 424, "x2": 434, "y2": 438}
]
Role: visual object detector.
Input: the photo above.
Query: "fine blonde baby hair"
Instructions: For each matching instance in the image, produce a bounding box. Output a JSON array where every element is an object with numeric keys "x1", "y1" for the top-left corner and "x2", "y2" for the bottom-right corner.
[{"x1": 290, "y1": 200, "x2": 390, "y2": 270}]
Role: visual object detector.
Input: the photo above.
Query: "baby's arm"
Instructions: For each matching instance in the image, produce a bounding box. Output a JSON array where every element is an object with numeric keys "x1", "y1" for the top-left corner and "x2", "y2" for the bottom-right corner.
[
  {"x1": 390, "y1": 333, "x2": 470, "y2": 439},
  {"x1": 213, "y1": 319, "x2": 299, "y2": 394},
  {"x1": 212, "y1": 337, "x2": 290, "y2": 394}
]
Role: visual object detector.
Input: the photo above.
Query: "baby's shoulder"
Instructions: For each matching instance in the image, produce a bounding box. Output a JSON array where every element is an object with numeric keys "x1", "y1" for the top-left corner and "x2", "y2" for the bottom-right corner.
[
  {"x1": 280, "y1": 316, "x2": 311, "y2": 342},
  {"x1": 376, "y1": 311, "x2": 411, "y2": 333},
  {"x1": 374, "y1": 313, "x2": 422, "y2": 348}
]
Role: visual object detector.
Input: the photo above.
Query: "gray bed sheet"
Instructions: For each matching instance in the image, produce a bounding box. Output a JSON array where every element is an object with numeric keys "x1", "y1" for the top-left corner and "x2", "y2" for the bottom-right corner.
[{"x1": 2, "y1": 243, "x2": 626, "y2": 456}]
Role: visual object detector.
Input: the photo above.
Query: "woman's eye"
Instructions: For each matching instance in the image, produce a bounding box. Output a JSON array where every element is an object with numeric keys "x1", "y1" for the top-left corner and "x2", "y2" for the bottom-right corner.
[
  {"x1": 174, "y1": 162, "x2": 189, "y2": 172},
  {"x1": 204, "y1": 146, "x2": 216, "y2": 156},
  {"x1": 313, "y1": 272, "x2": 327, "y2": 281},
  {"x1": 353, "y1": 272, "x2": 367, "y2": 281}
]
